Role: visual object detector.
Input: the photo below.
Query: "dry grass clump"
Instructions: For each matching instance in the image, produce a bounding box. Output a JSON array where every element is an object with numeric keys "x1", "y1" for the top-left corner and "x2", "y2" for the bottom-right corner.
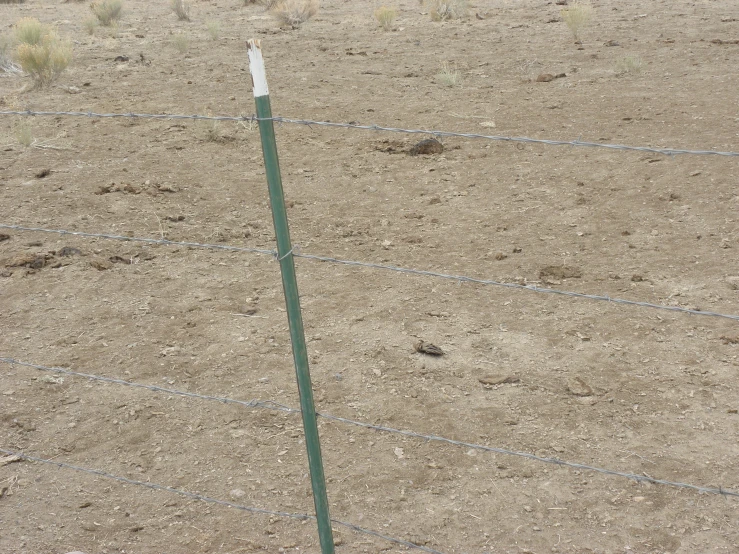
[
  {"x1": 436, "y1": 62, "x2": 462, "y2": 87},
  {"x1": 171, "y1": 32, "x2": 190, "y2": 53},
  {"x1": 615, "y1": 55, "x2": 643, "y2": 75},
  {"x1": 270, "y1": 0, "x2": 318, "y2": 27},
  {"x1": 90, "y1": 0, "x2": 124, "y2": 26},
  {"x1": 82, "y1": 17, "x2": 98, "y2": 35},
  {"x1": 426, "y1": 0, "x2": 467, "y2": 21},
  {"x1": 14, "y1": 19, "x2": 72, "y2": 88},
  {"x1": 205, "y1": 20, "x2": 221, "y2": 40},
  {"x1": 171, "y1": 0, "x2": 191, "y2": 21},
  {"x1": 560, "y1": 0, "x2": 593, "y2": 42},
  {"x1": 374, "y1": 6, "x2": 397, "y2": 31},
  {"x1": 14, "y1": 120, "x2": 33, "y2": 147}
]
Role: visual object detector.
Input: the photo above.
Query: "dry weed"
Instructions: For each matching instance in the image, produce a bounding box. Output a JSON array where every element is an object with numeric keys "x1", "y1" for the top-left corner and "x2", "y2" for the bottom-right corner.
[
  {"x1": 436, "y1": 62, "x2": 462, "y2": 87},
  {"x1": 615, "y1": 55, "x2": 643, "y2": 75},
  {"x1": 270, "y1": 0, "x2": 319, "y2": 27},
  {"x1": 560, "y1": 0, "x2": 593, "y2": 42},
  {"x1": 374, "y1": 6, "x2": 397, "y2": 31},
  {"x1": 171, "y1": 0, "x2": 191, "y2": 22},
  {"x1": 14, "y1": 18, "x2": 72, "y2": 88},
  {"x1": 426, "y1": 0, "x2": 466, "y2": 21},
  {"x1": 90, "y1": 0, "x2": 124, "y2": 26},
  {"x1": 171, "y1": 33, "x2": 190, "y2": 53},
  {"x1": 205, "y1": 20, "x2": 221, "y2": 40}
]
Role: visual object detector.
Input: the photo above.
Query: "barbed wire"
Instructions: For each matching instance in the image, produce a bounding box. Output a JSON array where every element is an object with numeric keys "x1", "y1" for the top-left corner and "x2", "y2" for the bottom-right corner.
[
  {"x1": 316, "y1": 412, "x2": 739, "y2": 499},
  {"x1": 0, "y1": 224, "x2": 275, "y2": 256},
  {"x1": 0, "y1": 447, "x2": 447, "y2": 554},
  {"x1": 295, "y1": 251, "x2": 739, "y2": 322},
  {"x1": 0, "y1": 357, "x2": 297, "y2": 415},
  {"x1": 2, "y1": 222, "x2": 738, "y2": 322},
  {"x1": 3, "y1": 357, "x2": 737, "y2": 499},
  {"x1": 1, "y1": 109, "x2": 737, "y2": 157}
]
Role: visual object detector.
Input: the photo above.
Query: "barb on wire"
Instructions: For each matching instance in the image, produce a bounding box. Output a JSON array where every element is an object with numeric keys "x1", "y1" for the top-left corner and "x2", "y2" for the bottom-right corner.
[
  {"x1": 0, "y1": 448, "x2": 447, "y2": 554},
  {"x1": 1, "y1": 109, "x2": 737, "y2": 157},
  {"x1": 3, "y1": 357, "x2": 737, "y2": 499},
  {"x1": 2, "y1": 223, "x2": 738, "y2": 322}
]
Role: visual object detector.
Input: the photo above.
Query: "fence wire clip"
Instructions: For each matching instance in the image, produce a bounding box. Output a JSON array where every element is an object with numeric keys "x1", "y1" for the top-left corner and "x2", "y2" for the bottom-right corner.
[{"x1": 276, "y1": 244, "x2": 301, "y2": 261}]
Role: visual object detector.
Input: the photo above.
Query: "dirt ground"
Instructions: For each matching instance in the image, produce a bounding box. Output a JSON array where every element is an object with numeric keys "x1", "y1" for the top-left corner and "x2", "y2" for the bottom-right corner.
[{"x1": 1, "y1": 0, "x2": 738, "y2": 553}]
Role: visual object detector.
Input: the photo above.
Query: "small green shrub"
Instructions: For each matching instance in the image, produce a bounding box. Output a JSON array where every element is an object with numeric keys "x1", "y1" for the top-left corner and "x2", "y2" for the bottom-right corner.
[
  {"x1": 16, "y1": 34, "x2": 73, "y2": 87},
  {"x1": 13, "y1": 18, "x2": 72, "y2": 87},
  {"x1": 14, "y1": 17, "x2": 45, "y2": 46},
  {"x1": 90, "y1": 0, "x2": 124, "y2": 26},
  {"x1": 171, "y1": 33, "x2": 190, "y2": 53},
  {"x1": 436, "y1": 62, "x2": 462, "y2": 87},
  {"x1": 82, "y1": 17, "x2": 98, "y2": 35},
  {"x1": 560, "y1": 0, "x2": 593, "y2": 42},
  {"x1": 374, "y1": 6, "x2": 397, "y2": 31},
  {"x1": 14, "y1": 120, "x2": 33, "y2": 147},
  {"x1": 615, "y1": 55, "x2": 642, "y2": 75},
  {"x1": 205, "y1": 20, "x2": 221, "y2": 40},
  {"x1": 171, "y1": 0, "x2": 191, "y2": 21}
]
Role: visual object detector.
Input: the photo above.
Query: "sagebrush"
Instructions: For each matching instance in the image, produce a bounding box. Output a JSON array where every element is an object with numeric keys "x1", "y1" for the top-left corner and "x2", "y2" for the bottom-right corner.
[
  {"x1": 90, "y1": 0, "x2": 124, "y2": 26},
  {"x1": 14, "y1": 19, "x2": 72, "y2": 87},
  {"x1": 14, "y1": 17, "x2": 45, "y2": 46},
  {"x1": 374, "y1": 6, "x2": 397, "y2": 31},
  {"x1": 270, "y1": 0, "x2": 319, "y2": 27},
  {"x1": 560, "y1": 0, "x2": 593, "y2": 41}
]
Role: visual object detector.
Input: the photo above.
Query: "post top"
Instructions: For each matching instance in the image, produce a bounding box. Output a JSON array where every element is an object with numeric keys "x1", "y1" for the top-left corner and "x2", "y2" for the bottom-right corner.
[{"x1": 247, "y1": 39, "x2": 269, "y2": 98}]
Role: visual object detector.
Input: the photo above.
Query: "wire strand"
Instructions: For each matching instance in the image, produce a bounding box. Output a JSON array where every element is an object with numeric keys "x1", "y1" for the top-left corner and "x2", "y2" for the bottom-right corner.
[
  {"x1": 0, "y1": 447, "x2": 447, "y2": 554},
  {"x1": 3, "y1": 357, "x2": 736, "y2": 499},
  {"x1": 2, "y1": 223, "x2": 738, "y2": 322},
  {"x1": 1, "y1": 109, "x2": 737, "y2": 157}
]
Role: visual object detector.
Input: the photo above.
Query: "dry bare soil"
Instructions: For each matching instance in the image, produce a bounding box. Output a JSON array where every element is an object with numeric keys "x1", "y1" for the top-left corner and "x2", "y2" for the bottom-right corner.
[{"x1": 1, "y1": 1, "x2": 738, "y2": 553}]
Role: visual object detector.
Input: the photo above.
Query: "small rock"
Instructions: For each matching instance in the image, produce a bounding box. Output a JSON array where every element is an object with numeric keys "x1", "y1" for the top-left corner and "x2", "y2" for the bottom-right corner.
[{"x1": 230, "y1": 489, "x2": 246, "y2": 500}]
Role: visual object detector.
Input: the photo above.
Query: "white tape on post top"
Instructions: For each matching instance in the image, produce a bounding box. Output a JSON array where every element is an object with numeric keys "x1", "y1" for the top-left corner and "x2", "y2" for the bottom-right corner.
[{"x1": 247, "y1": 39, "x2": 269, "y2": 98}]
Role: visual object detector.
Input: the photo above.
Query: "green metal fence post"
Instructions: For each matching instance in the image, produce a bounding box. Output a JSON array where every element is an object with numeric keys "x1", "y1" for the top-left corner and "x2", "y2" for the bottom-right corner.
[{"x1": 246, "y1": 39, "x2": 335, "y2": 554}]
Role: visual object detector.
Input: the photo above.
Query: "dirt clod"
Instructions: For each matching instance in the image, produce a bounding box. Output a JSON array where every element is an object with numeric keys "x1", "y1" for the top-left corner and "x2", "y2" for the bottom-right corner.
[{"x1": 408, "y1": 139, "x2": 444, "y2": 156}]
